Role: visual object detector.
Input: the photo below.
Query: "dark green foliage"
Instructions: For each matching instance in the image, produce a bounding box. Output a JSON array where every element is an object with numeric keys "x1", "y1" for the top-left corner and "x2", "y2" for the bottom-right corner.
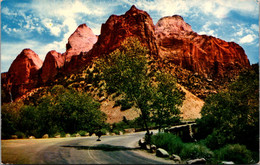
[
  {"x1": 151, "y1": 72, "x2": 184, "y2": 131},
  {"x1": 78, "y1": 130, "x2": 87, "y2": 136},
  {"x1": 15, "y1": 131, "x2": 26, "y2": 139},
  {"x1": 196, "y1": 66, "x2": 259, "y2": 151},
  {"x1": 1, "y1": 102, "x2": 23, "y2": 139},
  {"x1": 1, "y1": 85, "x2": 107, "y2": 138},
  {"x1": 214, "y1": 144, "x2": 254, "y2": 164},
  {"x1": 180, "y1": 143, "x2": 214, "y2": 161},
  {"x1": 151, "y1": 133, "x2": 184, "y2": 155},
  {"x1": 18, "y1": 105, "x2": 39, "y2": 137},
  {"x1": 114, "y1": 99, "x2": 134, "y2": 111}
]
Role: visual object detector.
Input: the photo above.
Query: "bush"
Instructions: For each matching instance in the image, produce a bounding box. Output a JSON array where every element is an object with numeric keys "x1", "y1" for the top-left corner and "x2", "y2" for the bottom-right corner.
[
  {"x1": 215, "y1": 144, "x2": 254, "y2": 164},
  {"x1": 15, "y1": 131, "x2": 26, "y2": 139},
  {"x1": 112, "y1": 130, "x2": 120, "y2": 135},
  {"x1": 151, "y1": 133, "x2": 184, "y2": 155},
  {"x1": 100, "y1": 128, "x2": 108, "y2": 135},
  {"x1": 114, "y1": 99, "x2": 133, "y2": 111},
  {"x1": 180, "y1": 143, "x2": 214, "y2": 161},
  {"x1": 78, "y1": 130, "x2": 87, "y2": 136}
]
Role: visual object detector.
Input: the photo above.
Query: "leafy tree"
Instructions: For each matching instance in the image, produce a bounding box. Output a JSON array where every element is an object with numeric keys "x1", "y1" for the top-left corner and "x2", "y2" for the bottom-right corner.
[
  {"x1": 96, "y1": 37, "x2": 184, "y2": 139},
  {"x1": 196, "y1": 65, "x2": 259, "y2": 151},
  {"x1": 35, "y1": 86, "x2": 107, "y2": 136},
  {"x1": 2, "y1": 85, "x2": 107, "y2": 138},
  {"x1": 151, "y1": 72, "x2": 184, "y2": 132},
  {"x1": 1, "y1": 101, "x2": 23, "y2": 139}
]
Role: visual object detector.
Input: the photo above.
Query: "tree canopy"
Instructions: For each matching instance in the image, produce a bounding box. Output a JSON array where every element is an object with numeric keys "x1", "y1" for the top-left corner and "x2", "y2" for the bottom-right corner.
[
  {"x1": 96, "y1": 37, "x2": 184, "y2": 135},
  {"x1": 2, "y1": 85, "x2": 106, "y2": 138},
  {"x1": 196, "y1": 65, "x2": 259, "y2": 151}
]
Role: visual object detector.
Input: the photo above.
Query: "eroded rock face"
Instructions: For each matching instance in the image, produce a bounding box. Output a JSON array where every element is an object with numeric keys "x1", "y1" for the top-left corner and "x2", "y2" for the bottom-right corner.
[
  {"x1": 155, "y1": 15, "x2": 250, "y2": 78},
  {"x1": 65, "y1": 23, "x2": 98, "y2": 62},
  {"x1": 89, "y1": 5, "x2": 158, "y2": 58},
  {"x1": 62, "y1": 23, "x2": 98, "y2": 73},
  {"x1": 41, "y1": 50, "x2": 65, "y2": 83},
  {"x1": 8, "y1": 49, "x2": 43, "y2": 85},
  {"x1": 4, "y1": 49, "x2": 43, "y2": 100},
  {"x1": 1, "y1": 6, "x2": 251, "y2": 102}
]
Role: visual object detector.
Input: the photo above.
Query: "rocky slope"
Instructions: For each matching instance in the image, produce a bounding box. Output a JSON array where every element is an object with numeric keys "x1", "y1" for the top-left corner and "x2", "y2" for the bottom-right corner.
[{"x1": 1, "y1": 5, "x2": 250, "y2": 121}]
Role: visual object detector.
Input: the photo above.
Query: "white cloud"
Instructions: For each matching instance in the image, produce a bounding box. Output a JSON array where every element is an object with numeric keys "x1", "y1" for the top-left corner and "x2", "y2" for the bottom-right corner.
[
  {"x1": 239, "y1": 34, "x2": 255, "y2": 44},
  {"x1": 124, "y1": 0, "x2": 258, "y2": 20},
  {"x1": 236, "y1": 30, "x2": 243, "y2": 36},
  {"x1": 1, "y1": 40, "x2": 46, "y2": 72},
  {"x1": 251, "y1": 24, "x2": 259, "y2": 32},
  {"x1": 1, "y1": 7, "x2": 18, "y2": 16}
]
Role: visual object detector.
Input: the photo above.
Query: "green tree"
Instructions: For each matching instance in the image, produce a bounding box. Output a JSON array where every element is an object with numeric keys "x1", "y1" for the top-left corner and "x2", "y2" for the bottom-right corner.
[
  {"x1": 2, "y1": 85, "x2": 107, "y2": 138},
  {"x1": 1, "y1": 101, "x2": 23, "y2": 139},
  {"x1": 196, "y1": 65, "x2": 259, "y2": 151},
  {"x1": 151, "y1": 72, "x2": 184, "y2": 132},
  {"x1": 96, "y1": 37, "x2": 184, "y2": 139},
  {"x1": 35, "y1": 85, "x2": 107, "y2": 136}
]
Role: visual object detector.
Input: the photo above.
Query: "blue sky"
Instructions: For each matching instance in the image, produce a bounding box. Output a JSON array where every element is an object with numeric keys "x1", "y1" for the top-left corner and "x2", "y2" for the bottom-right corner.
[{"x1": 1, "y1": 0, "x2": 259, "y2": 72}]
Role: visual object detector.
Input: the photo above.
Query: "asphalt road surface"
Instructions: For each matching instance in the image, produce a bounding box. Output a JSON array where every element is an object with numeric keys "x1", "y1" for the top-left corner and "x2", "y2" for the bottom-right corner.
[{"x1": 2, "y1": 131, "x2": 174, "y2": 164}]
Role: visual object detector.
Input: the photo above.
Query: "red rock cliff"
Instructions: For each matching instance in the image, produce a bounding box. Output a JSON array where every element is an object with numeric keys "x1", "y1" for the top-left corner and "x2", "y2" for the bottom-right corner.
[
  {"x1": 1, "y1": 6, "x2": 251, "y2": 102},
  {"x1": 4, "y1": 49, "x2": 43, "y2": 100},
  {"x1": 155, "y1": 15, "x2": 250, "y2": 78},
  {"x1": 41, "y1": 50, "x2": 64, "y2": 83},
  {"x1": 65, "y1": 23, "x2": 98, "y2": 62},
  {"x1": 89, "y1": 5, "x2": 158, "y2": 58}
]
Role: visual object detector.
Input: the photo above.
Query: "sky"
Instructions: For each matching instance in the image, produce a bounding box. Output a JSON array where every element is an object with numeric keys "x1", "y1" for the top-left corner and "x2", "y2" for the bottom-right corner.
[{"x1": 1, "y1": 0, "x2": 259, "y2": 72}]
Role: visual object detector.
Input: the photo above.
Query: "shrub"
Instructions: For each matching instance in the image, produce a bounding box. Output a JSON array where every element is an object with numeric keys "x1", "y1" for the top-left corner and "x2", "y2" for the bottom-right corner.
[
  {"x1": 180, "y1": 143, "x2": 214, "y2": 161},
  {"x1": 215, "y1": 144, "x2": 254, "y2": 164},
  {"x1": 100, "y1": 128, "x2": 108, "y2": 135},
  {"x1": 15, "y1": 131, "x2": 26, "y2": 139},
  {"x1": 71, "y1": 133, "x2": 77, "y2": 137},
  {"x1": 112, "y1": 130, "x2": 120, "y2": 135},
  {"x1": 151, "y1": 133, "x2": 184, "y2": 155},
  {"x1": 114, "y1": 99, "x2": 133, "y2": 110},
  {"x1": 78, "y1": 130, "x2": 87, "y2": 136}
]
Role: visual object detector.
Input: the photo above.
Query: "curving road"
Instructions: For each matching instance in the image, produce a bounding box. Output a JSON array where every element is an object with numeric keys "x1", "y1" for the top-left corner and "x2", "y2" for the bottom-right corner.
[{"x1": 2, "y1": 131, "x2": 173, "y2": 164}]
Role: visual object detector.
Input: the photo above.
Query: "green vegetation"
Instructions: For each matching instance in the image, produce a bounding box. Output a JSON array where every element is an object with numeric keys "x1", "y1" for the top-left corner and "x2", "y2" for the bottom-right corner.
[
  {"x1": 214, "y1": 144, "x2": 254, "y2": 164},
  {"x1": 196, "y1": 65, "x2": 259, "y2": 151},
  {"x1": 2, "y1": 85, "x2": 106, "y2": 138},
  {"x1": 180, "y1": 143, "x2": 213, "y2": 160},
  {"x1": 151, "y1": 133, "x2": 255, "y2": 164},
  {"x1": 114, "y1": 99, "x2": 134, "y2": 111},
  {"x1": 151, "y1": 133, "x2": 184, "y2": 155},
  {"x1": 96, "y1": 37, "x2": 184, "y2": 139},
  {"x1": 150, "y1": 66, "x2": 259, "y2": 164}
]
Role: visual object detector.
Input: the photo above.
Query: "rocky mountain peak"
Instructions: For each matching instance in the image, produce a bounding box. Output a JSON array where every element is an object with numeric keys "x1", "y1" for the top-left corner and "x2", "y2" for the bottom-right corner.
[
  {"x1": 2, "y1": 6, "x2": 251, "y2": 102},
  {"x1": 41, "y1": 50, "x2": 64, "y2": 83},
  {"x1": 89, "y1": 5, "x2": 157, "y2": 59},
  {"x1": 8, "y1": 48, "x2": 43, "y2": 77},
  {"x1": 155, "y1": 15, "x2": 192, "y2": 35},
  {"x1": 4, "y1": 49, "x2": 43, "y2": 100},
  {"x1": 65, "y1": 23, "x2": 97, "y2": 62}
]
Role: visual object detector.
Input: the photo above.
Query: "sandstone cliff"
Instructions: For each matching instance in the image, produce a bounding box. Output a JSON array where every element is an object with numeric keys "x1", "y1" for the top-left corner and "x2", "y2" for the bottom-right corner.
[
  {"x1": 89, "y1": 5, "x2": 158, "y2": 59},
  {"x1": 41, "y1": 50, "x2": 64, "y2": 83},
  {"x1": 2, "y1": 6, "x2": 250, "y2": 103},
  {"x1": 155, "y1": 15, "x2": 250, "y2": 78},
  {"x1": 2, "y1": 49, "x2": 43, "y2": 100}
]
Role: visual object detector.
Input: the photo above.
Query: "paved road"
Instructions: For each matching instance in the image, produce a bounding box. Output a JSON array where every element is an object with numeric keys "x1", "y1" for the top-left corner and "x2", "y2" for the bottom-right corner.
[{"x1": 2, "y1": 131, "x2": 173, "y2": 164}]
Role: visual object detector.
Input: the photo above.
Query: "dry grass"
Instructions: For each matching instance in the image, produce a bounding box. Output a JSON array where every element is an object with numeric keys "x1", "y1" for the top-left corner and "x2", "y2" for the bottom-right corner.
[{"x1": 100, "y1": 84, "x2": 204, "y2": 123}]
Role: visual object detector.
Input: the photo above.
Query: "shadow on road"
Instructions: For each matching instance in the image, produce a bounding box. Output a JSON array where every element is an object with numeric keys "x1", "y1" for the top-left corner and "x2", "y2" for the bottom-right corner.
[{"x1": 61, "y1": 144, "x2": 140, "y2": 151}]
